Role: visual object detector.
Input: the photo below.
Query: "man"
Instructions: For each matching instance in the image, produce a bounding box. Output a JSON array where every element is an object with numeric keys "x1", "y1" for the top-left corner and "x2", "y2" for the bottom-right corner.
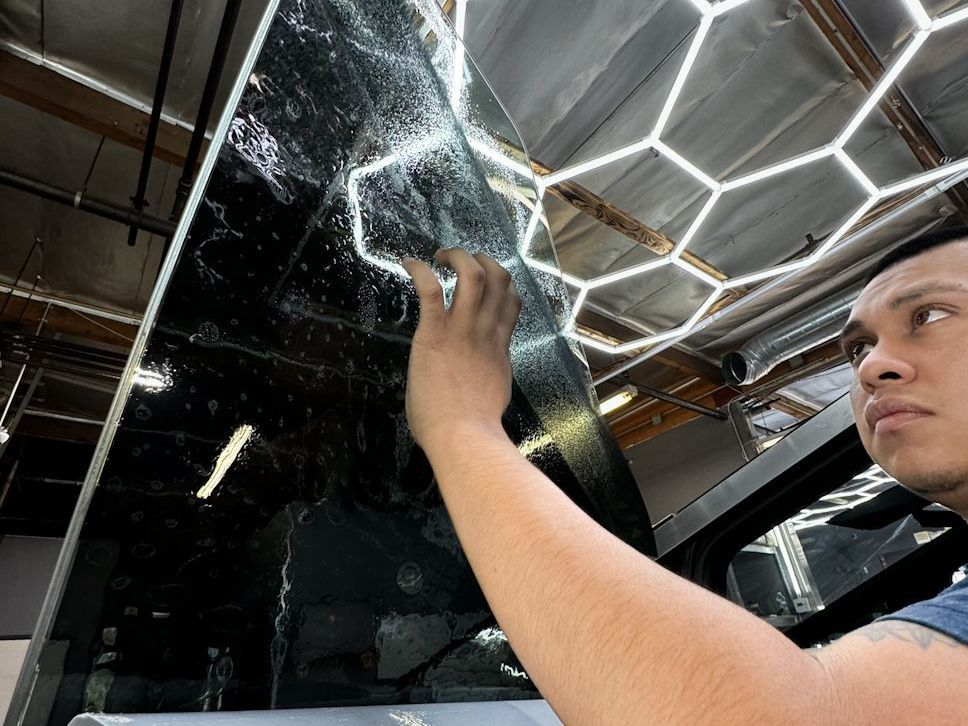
[{"x1": 400, "y1": 225, "x2": 968, "y2": 725}]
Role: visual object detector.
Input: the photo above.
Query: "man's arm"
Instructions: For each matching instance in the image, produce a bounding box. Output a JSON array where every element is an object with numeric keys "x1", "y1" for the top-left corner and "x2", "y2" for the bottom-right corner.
[{"x1": 401, "y1": 249, "x2": 968, "y2": 725}]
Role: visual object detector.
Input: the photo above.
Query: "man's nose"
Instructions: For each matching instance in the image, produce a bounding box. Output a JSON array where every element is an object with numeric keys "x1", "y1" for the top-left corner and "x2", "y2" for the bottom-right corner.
[{"x1": 856, "y1": 341, "x2": 916, "y2": 392}]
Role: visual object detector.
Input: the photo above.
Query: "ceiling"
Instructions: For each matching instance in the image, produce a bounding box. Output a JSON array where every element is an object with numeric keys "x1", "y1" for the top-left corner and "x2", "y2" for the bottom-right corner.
[{"x1": 0, "y1": 0, "x2": 967, "y2": 471}]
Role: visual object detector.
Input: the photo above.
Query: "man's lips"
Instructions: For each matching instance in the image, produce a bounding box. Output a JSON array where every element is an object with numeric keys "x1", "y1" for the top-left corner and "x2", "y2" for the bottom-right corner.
[{"x1": 864, "y1": 398, "x2": 932, "y2": 434}]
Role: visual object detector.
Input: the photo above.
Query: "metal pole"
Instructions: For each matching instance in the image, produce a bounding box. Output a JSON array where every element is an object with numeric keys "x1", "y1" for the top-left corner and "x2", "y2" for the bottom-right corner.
[
  {"x1": 170, "y1": 0, "x2": 243, "y2": 221},
  {"x1": 635, "y1": 382, "x2": 727, "y2": 420},
  {"x1": 0, "y1": 168, "x2": 176, "y2": 237},
  {"x1": 127, "y1": 0, "x2": 185, "y2": 245},
  {"x1": 0, "y1": 304, "x2": 50, "y2": 430},
  {"x1": 22, "y1": 410, "x2": 105, "y2": 426},
  {"x1": 0, "y1": 366, "x2": 45, "y2": 461}
]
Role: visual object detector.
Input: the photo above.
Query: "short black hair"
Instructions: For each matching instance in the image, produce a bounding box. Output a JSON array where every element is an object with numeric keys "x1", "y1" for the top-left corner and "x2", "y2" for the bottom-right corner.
[{"x1": 866, "y1": 225, "x2": 968, "y2": 284}]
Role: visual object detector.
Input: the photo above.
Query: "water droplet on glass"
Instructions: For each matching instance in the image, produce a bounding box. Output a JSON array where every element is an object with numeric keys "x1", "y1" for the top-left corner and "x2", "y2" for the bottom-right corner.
[{"x1": 396, "y1": 562, "x2": 423, "y2": 595}]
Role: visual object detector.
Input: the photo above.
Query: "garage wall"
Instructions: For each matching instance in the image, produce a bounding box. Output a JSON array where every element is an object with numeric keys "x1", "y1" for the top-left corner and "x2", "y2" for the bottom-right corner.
[{"x1": 626, "y1": 415, "x2": 748, "y2": 524}]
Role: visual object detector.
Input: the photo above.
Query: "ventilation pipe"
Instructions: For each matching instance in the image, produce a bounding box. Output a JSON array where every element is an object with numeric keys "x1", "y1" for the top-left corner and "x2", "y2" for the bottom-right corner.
[{"x1": 721, "y1": 286, "x2": 859, "y2": 386}]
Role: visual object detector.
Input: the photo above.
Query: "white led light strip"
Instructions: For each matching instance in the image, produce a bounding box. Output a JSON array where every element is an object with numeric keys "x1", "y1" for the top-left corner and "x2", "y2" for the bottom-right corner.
[
  {"x1": 518, "y1": 0, "x2": 968, "y2": 358},
  {"x1": 652, "y1": 14, "x2": 713, "y2": 139},
  {"x1": 899, "y1": 0, "x2": 932, "y2": 30},
  {"x1": 933, "y1": 5, "x2": 968, "y2": 31},
  {"x1": 835, "y1": 29, "x2": 930, "y2": 148}
]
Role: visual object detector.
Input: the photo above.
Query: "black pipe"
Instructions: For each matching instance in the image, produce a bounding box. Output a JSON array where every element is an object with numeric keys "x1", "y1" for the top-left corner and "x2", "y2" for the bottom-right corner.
[
  {"x1": 2, "y1": 336, "x2": 128, "y2": 367},
  {"x1": 127, "y1": 0, "x2": 185, "y2": 246},
  {"x1": 0, "y1": 168, "x2": 176, "y2": 237},
  {"x1": 634, "y1": 383, "x2": 728, "y2": 420},
  {"x1": 170, "y1": 0, "x2": 242, "y2": 222}
]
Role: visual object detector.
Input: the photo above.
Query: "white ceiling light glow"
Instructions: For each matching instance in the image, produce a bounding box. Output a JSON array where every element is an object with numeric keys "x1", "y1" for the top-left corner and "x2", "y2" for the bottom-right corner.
[
  {"x1": 833, "y1": 148, "x2": 880, "y2": 197},
  {"x1": 653, "y1": 140, "x2": 720, "y2": 190},
  {"x1": 519, "y1": 198, "x2": 544, "y2": 256},
  {"x1": 469, "y1": 138, "x2": 536, "y2": 179},
  {"x1": 615, "y1": 326, "x2": 690, "y2": 353},
  {"x1": 879, "y1": 155, "x2": 968, "y2": 198},
  {"x1": 723, "y1": 260, "x2": 809, "y2": 289},
  {"x1": 932, "y1": 5, "x2": 968, "y2": 31},
  {"x1": 540, "y1": 137, "x2": 654, "y2": 187},
  {"x1": 687, "y1": 0, "x2": 713, "y2": 15},
  {"x1": 516, "y1": 0, "x2": 968, "y2": 359},
  {"x1": 688, "y1": 288, "x2": 725, "y2": 327},
  {"x1": 720, "y1": 146, "x2": 834, "y2": 191},
  {"x1": 810, "y1": 196, "x2": 880, "y2": 260},
  {"x1": 523, "y1": 256, "x2": 585, "y2": 289},
  {"x1": 834, "y1": 29, "x2": 930, "y2": 148},
  {"x1": 567, "y1": 287, "x2": 589, "y2": 331},
  {"x1": 899, "y1": 0, "x2": 933, "y2": 30},
  {"x1": 586, "y1": 257, "x2": 671, "y2": 290},
  {"x1": 671, "y1": 255, "x2": 723, "y2": 290},
  {"x1": 651, "y1": 14, "x2": 713, "y2": 139},
  {"x1": 709, "y1": 0, "x2": 756, "y2": 17},
  {"x1": 672, "y1": 189, "x2": 722, "y2": 257}
]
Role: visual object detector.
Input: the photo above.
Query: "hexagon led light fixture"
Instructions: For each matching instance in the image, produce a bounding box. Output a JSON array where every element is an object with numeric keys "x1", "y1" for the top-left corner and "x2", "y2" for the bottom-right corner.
[{"x1": 516, "y1": 0, "x2": 968, "y2": 356}]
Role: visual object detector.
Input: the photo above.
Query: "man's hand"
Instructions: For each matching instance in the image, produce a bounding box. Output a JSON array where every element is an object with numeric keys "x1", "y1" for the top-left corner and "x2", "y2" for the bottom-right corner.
[{"x1": 401, "y1": 248, "x2": 522, "y2": 457}]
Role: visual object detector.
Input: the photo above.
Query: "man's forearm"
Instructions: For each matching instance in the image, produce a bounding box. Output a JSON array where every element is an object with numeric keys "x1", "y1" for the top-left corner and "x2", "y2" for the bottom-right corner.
[{"x1": 425, "y1": 424, "x2": 838, "y2": 726}]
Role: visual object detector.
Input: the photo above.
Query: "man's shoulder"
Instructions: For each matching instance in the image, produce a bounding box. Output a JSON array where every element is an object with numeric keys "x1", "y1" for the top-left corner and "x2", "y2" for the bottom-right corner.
[
  {"x1": 811, "y1": 572, "x2": 968, "y2": 724},
  {"x1": 875, "y1": 571, "x2": 968, "y2": 647}
]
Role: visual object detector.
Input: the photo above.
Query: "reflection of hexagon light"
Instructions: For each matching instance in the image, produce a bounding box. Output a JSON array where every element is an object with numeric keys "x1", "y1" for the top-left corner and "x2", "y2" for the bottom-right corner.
[{"x1": 512, "y1": 0, "x2": 968, "y2": 355}]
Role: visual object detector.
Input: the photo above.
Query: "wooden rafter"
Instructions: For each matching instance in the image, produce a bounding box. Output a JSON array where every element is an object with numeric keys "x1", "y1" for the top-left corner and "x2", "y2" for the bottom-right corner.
[
  {"x1": 0, "y1": 50, "x2": 195, "y2": 167},
  {"x1": 607, "y1": 339, "x2": 846, "y2": 449},
  {"x1": 528, "y1": 155, "x2": 730, "y2": 282},
  {"x1": 0, "y1": 298, "x2": 137, "y2": 350},
  {"x1": 579, "y1": 308, "x2": 722, "y2": 384}
]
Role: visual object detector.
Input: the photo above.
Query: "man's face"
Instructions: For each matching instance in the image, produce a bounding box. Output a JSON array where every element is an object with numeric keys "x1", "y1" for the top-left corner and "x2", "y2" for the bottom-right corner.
[{"x1": 844, "y1": 239, "x2": 968, "y2": 514}]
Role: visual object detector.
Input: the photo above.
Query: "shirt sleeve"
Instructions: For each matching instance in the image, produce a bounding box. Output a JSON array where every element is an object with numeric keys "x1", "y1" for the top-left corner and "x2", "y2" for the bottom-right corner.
[{"x1": 876, "y1": 575, "x2": 968, "y2": 647}]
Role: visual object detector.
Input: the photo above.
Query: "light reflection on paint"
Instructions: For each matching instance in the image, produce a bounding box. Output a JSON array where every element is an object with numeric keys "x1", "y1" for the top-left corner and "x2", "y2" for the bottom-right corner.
[{"x1": 196, "y1": 424, "x2": 255, "y2": 500}]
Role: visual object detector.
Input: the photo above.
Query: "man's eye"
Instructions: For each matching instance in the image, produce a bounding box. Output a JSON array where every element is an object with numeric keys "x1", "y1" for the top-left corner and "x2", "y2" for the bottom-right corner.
[
  {"x1": 848, "y1": 341, "x2": 872, "y2": 363},
  {"x1": 913, "y1": 308, "x2": 950, "y2": 327}
]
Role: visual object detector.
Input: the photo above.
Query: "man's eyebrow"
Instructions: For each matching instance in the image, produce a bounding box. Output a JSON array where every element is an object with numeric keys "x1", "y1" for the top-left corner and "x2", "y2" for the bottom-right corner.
[
  {"x1": 838, "y1": 319, "x2": 866, "y2": 348},
  {"x1": 889, "y1": 283, "x2": 967, "y2": 310}
]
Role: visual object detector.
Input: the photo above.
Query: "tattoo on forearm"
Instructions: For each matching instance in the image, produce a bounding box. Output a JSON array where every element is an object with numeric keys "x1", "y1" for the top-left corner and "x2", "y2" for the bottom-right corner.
[{"x1": 852, "y1": 621, "x2": 962, "y2": 650}]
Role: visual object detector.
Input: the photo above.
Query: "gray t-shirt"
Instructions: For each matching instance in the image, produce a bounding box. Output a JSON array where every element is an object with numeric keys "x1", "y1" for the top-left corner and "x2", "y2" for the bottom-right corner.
[{"x1": 877, "y1": 573, "x2": 968, "y2": 646}]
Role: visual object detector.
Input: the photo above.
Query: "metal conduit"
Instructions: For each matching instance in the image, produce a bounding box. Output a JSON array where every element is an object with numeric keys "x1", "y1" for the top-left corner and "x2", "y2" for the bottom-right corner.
[
  {"x1": 0, "y1": 168, "x2": 176, "y2": 237},
  {"x1": 127, "y1": 0, "x2": 185, "y2": 245},
  {"x1": 721, "y1": 286, "x2": 860, "y2": 386},
  {"x1": 170, "y1": 0, "x2": 243, "y2": 221}
]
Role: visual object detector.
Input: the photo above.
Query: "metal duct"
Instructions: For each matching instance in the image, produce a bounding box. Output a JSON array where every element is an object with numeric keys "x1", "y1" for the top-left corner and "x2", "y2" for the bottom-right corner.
[{"x1": 721, "y1": 286, "x2": 860, "y2": 386}]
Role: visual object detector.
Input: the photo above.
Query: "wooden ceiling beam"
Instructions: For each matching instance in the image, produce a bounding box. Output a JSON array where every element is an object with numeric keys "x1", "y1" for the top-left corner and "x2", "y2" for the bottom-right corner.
[
  {"x1": 547, "y1": 180, "x2": 728, "y2": 282},
  {"x1": 613, "y1": 382, "x2": 729, "y2": 449},
  {"x1": 0, "y1": 50, "x2": 195, "y2": 167},
  {"x1": 18, "y1": 415, "x2": 102, "y2": 445},
  {"x1": 607, "y1": 339, "x2": 846, "y2": 449},
  {"x1": 0, "y1": 298, "x2": 136, "y2": 349},
  {"x1": 579, "y1": 308, "x2": 723, "y2": 384},
  {"x1": 768, "y1": 395, "x2": 820, "y2": 421},
  {"x1": 527, "y1": 154, "x2": 732, "y2": 284},
  {"x1": 608, "y1": 378, "x2": 726, "y2": 435}
]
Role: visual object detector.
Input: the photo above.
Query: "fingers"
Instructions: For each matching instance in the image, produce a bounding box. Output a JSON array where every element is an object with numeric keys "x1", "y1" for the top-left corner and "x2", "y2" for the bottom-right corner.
[
  {"x1": 434, "y1": 248, "x2": 486, "y2": 324},
  {"x1": 498, "y1": 284, "x2": 522, "y2": 349},
  {"x1": 402, "y1": 257, "x2": 446, "y2": 329},
  {"x1": 413, "y1": 249, "x2": 520, "y2": 348},
  {"x1": 473, "y1": 253, "x2": 513, "y2": 320}
]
